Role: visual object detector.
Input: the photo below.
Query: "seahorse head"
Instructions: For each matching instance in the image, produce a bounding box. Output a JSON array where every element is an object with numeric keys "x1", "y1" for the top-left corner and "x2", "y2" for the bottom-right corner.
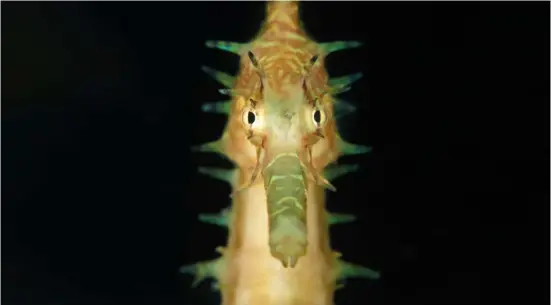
[{"x1": 229, "y1": 51, "x2": 338, "y2": 267}]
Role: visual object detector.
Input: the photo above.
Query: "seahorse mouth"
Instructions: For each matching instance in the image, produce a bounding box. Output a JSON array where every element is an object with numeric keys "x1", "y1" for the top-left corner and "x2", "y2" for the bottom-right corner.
[{"x1": 270, "y1": 235, "x2": 302, "y2": 268}]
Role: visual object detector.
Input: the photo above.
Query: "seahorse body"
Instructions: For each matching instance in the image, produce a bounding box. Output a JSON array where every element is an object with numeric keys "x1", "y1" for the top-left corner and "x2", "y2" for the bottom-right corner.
[{"x1": 183, "y1": 2, "x2": 380, "y2": 305}]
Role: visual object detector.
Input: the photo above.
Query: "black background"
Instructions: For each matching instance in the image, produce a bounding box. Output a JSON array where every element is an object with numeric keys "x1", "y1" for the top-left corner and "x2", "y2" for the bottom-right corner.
[{"x1": 2, "y1": 2, "x2": 549, "y2": 305}]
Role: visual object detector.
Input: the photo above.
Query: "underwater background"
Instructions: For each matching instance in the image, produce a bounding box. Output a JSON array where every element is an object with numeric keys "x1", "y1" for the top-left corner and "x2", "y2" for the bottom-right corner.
[{"x1": 2, "y1": 2, "x2": 549, "y2": 305}]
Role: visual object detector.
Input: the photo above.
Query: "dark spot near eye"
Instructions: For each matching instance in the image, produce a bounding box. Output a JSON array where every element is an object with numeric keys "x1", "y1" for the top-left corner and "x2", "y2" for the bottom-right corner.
[
  {"x1": 248, "y1": 51, "x2": 259, "y2": 68},
  {"x1": 313, "y1": 109, "x2": 321, "y2": 124},
  {"x1": 247, "y1": 111, "x2": 256, "y2": 124},
  {"x1": 310, "y1": 54, "x2": 319, "y2": 65}
]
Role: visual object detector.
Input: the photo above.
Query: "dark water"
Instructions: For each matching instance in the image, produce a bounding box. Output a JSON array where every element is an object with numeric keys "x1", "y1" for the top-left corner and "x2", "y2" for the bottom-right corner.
[{"x1": 2, "y1": 2, "x2": 549, "y2": 305}]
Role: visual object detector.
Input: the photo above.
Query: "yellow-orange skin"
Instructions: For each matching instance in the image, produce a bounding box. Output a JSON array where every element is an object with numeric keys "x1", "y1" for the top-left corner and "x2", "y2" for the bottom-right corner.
[{"x1": 215, "y1": 2, "x2": 343, "y2": 305}]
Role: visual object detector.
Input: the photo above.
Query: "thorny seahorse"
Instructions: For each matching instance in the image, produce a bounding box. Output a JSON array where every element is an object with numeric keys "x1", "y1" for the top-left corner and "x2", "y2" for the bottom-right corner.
[{"x1": 181, "y1": 1, "x2": 380, "y2": 305}]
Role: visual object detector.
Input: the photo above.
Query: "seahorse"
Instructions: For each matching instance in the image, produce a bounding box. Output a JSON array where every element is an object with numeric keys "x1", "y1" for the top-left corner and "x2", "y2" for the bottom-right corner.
[{"x1": 181, "y1": 1, "x2": 380, "y2": 305}]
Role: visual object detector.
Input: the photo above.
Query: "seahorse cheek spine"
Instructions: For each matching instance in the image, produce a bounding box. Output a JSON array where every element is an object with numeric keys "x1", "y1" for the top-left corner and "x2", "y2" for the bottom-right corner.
[{"x1": 182, "y1": 2, "x2": 380, "y2": 305}]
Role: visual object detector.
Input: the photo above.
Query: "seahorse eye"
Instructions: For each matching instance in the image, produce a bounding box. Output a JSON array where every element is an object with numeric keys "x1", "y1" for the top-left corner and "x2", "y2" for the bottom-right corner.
[
  {"x1": 242, "y1": 106, "x2": 257, "y2": 127},
  {"x1": 247, "y1": 111, "x2": 256, "y2": 124},
  {"x1": 312, "y1": 108, "x2": 326, "y2": 127},
  {"x1": 313, "y1": 110, "x2": 321, "y2": 123}
]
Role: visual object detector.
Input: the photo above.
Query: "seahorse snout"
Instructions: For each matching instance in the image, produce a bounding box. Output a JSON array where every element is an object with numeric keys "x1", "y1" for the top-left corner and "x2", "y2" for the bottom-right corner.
[{"x1": 263, "y1": 152, "x2": 309, "y2": 268}]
